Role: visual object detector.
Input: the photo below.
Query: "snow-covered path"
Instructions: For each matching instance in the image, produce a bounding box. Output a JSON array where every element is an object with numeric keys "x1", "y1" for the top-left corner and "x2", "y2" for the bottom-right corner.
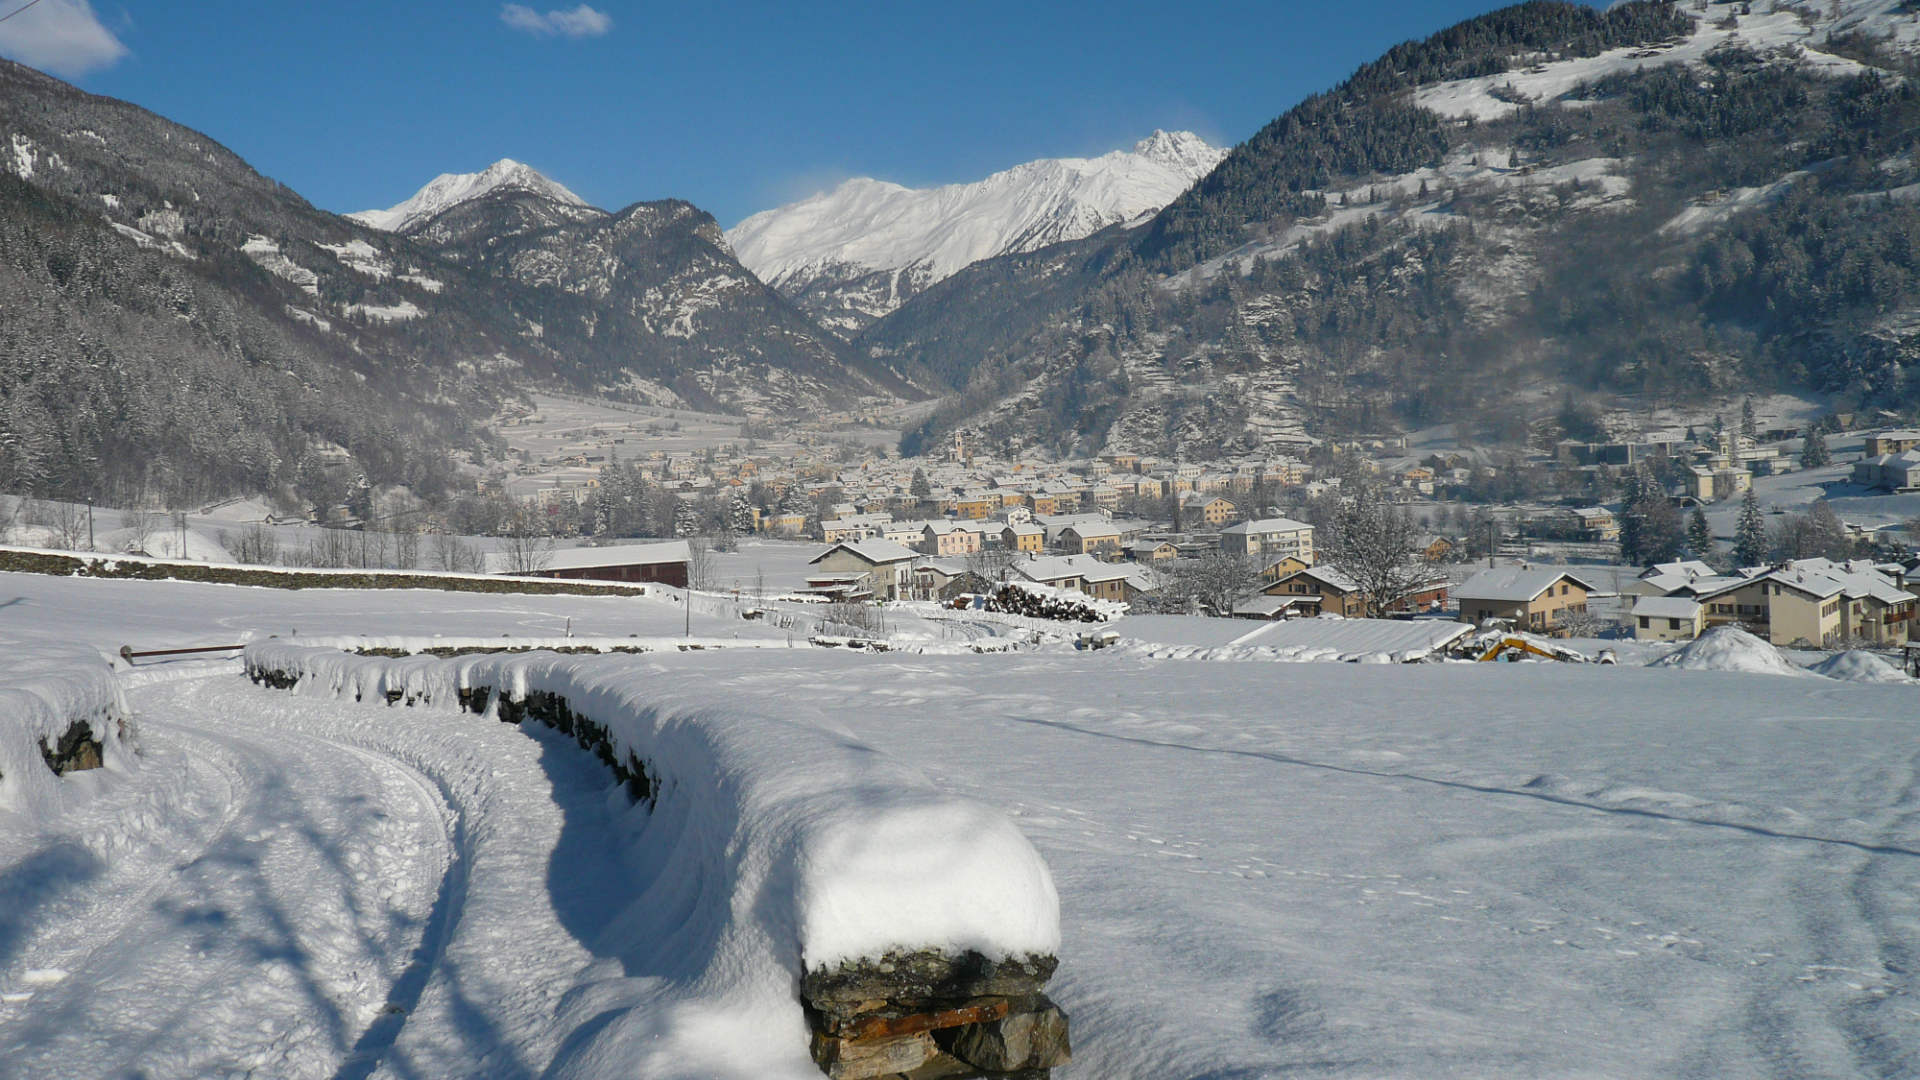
[{"x1": 0, "y1": 675, "x2": 636, "y2": 1080}]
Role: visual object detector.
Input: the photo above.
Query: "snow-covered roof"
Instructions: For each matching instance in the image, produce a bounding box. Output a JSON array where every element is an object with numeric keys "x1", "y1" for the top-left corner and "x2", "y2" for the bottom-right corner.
[
  {"x1": 1219, "y1": 517, "x2": 1313, "y2": 536},
  {"x1": 484, "y1": 540, "x2": 689, "y2": 575},
  {"x1": 1110, "y1": 614, "x2": 1471, "y2": 657},
  {"x1": 1232, "y1": 595, "x2": 1310, "y2": 618},
  {"x1": 810, "y1": 538, "x2": 920, "y2": 566},
  {"x1": 1456, "y1": 566, "x2": 1599, "y2": 603},
  {"x1": 1639, "y1": 560, "x2": 1715, "y2": 581},
  {"x1": 1016, "y1": 553, "x2": 1152, "y2": 590},
  {"x1": 1632, "y1": 595, "x2": 1703, "y2": 619},
  {"x1": 1234, "y1": 617, "x2": 1473, "y2": 656}
]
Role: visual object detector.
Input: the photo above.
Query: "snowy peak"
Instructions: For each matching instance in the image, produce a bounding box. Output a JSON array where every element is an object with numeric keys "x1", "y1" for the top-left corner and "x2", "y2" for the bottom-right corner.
[
  {"x1": 725, "y1": 131, "x2": 1227, "y2": 333},
  {"x1": 349, "y1": 158, "x2": 590, "y2": 234},
  {"x1": 1131, "y1": 129, "x2": 1222, "y2": 173}
]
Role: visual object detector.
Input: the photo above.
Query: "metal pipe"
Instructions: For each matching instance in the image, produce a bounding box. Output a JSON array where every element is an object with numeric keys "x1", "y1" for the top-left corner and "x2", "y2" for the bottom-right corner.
[{"x1": 119, "y1": 644, "x2": 246, "y2": 661}]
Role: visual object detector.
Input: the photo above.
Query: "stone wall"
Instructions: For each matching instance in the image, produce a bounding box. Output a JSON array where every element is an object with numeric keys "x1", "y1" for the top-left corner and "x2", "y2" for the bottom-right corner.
[
  {"x1": 242, "y1": 647, "x2": 1070, "y2": 1079},
  {"x1": 805, "y1": 950, "x2": 1070, "y2": 1079}
]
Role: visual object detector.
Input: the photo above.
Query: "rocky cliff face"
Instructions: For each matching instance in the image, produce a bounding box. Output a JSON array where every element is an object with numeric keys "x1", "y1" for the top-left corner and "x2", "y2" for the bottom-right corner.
[{"x1": 399, "y1": 186, "x2": 923, "y2": 415}]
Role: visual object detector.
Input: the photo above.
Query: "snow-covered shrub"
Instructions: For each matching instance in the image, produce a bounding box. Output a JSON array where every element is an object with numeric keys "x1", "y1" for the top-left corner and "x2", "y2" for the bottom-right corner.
[{"x1": 0, "y1": 642, "x2": 137, "y2": 814}]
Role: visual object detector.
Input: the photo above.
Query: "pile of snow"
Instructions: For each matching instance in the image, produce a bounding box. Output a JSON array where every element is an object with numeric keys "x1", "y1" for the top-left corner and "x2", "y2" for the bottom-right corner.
[
  {"x1": 1651, "y1": 625, "x2": 1807, "y2": 676},
  {"x1": 0, "y1": 642, "x2": 136, "y2": 814},
  {"x1": 1812, "y1": 650, "x2": 1915, "y2": 684},
  {"x1": 242, "y1": 643, "x2": 1060, "y2": 1078}
]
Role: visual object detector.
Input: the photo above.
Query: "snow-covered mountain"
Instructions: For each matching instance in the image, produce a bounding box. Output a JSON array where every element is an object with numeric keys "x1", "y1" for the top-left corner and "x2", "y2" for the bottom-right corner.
[
  {"x1": 726, "y1": 131, "x2": 1227, "y2": 334},
  {"x1": 882, "y1": 0, "x2": 1920, "y2": 460},
  {"x1": 349, "y1": 158, "x2": 592, "y2": 234}
]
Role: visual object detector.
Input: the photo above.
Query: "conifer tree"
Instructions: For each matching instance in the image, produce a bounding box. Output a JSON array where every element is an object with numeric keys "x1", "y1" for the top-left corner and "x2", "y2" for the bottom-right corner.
[
  {"x1": 1687, "y1": 506, "x2": 1713, "y2": 559},
  {"x1": 1800, "y1": 428, "x2": 1831, "y2": 468},
  {"x1": 1733, "y1": 488, "x2": 1768, "y2": 567}
]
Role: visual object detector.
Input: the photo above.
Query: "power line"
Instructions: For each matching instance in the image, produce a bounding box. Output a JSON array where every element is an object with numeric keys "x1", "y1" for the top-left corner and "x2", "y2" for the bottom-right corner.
[{"x1": 0, "y1": 0, "x2": 48, "y2": 26}]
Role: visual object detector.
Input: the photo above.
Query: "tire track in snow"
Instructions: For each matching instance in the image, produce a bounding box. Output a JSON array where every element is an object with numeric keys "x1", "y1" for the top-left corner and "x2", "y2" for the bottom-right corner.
[{"x1": 0, "y1": 682, "x2": 453, "y2": 1079}]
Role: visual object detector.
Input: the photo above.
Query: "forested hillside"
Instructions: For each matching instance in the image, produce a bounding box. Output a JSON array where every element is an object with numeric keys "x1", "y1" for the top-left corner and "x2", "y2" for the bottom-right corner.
[
  {"x1": 0, "y1": 60, "x2": 914, "y2": 509},
  {"x1": 886, "y1": 0, "x2": 1920, "y2": 459},
  {"x1": 0, "y1": 59, "x2": 544, "y2": 507}
]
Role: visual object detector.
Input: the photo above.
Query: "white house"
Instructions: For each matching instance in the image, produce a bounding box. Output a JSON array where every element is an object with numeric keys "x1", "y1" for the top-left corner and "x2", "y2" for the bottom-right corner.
[{"x1": 1632, "y1": 595, "x2": 1705, "y2": 642}]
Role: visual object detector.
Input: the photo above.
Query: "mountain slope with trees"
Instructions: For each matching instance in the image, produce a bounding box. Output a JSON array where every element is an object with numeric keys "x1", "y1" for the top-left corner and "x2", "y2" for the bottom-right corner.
[
  {"x1": 0, "y1": 62, "x2": 915, "y2": 508},
  {"x1": 878, "y1": 0, "x2": 1920, "y2": 459}
]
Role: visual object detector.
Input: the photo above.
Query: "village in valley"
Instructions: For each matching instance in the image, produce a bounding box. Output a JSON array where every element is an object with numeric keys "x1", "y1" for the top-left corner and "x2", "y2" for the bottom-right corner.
[
  {"x1": 370, "y1": 389, "x2": 1920, "y2": 664},
  {"x1": 16, "y1": 1, "x2": 1920, "y2": 1075}
]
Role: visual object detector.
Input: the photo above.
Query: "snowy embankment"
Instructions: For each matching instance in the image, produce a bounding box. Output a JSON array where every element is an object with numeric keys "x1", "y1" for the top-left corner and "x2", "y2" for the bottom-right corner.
[
  {"x1": 0, "y1": 643, "x2": 136, "y2": 814},
  {"x1": 241, "y1": 642, "x2": 1069, "y2": 1078},
  {"x1": 0, "y1": 544, "x2": 652, "y2": 597},
  {"x1": 291, "y1": 633, "x2": 809, "y2": 656}
]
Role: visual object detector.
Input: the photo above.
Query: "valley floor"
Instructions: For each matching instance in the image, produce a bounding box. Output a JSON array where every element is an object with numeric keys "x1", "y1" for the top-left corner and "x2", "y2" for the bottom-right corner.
[{"x1": 2, "y1": 575, "x2": 1918, "y2": 1078}]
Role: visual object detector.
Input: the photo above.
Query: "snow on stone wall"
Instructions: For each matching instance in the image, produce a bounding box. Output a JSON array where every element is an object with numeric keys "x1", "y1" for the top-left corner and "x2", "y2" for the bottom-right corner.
[
  {"x1": 242, "y1": 642, "x2": 1067, "y2": 1078},
  {"x1": 0, "y1": 642, "x2": 136, "y2": 815}
]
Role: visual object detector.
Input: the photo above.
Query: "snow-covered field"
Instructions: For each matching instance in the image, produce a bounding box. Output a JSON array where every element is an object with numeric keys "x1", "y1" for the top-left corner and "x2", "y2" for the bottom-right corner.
[{"x1": 4, "y1": 571, "x2": 1920, "y2": 1077}]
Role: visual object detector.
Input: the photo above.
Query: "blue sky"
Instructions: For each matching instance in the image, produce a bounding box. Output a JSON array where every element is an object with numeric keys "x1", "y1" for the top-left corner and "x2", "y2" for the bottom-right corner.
[{"x1": 4, "y1": 0, "x2": 1606, "y2": 226}]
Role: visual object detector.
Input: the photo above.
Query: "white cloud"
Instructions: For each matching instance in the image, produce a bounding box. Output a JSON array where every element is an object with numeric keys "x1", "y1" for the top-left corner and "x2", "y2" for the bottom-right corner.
[
  {"x1": 500, "y1": 4, "x2": 612, "y2": 39},
  {"x1": 0, "y1": 0, "x2": 128, "y2": 78}
]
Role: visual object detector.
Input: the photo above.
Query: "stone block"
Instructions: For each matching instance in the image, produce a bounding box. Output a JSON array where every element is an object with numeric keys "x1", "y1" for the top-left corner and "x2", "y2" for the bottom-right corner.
[
  {"x1": 943, "y1": 995, "x2": 1071, "y2": 1072},
  {"x1": 804, "y1": 950, "x2": 1057, "y2": 1013},
  {"x1": 810, "y1": 1030, "x2": 937, "y2": 1080},
  {"x1": 825, "y1": 997, "x2": 1010, "y2": 1041}
]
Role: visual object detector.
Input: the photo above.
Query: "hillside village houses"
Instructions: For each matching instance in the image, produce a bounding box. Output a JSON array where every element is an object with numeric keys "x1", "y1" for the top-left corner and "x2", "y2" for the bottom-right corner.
[
  {"x1": 521, "y1": 413, "x2": 1920, "y2": 646},
  {"x1": 1219, "y1": 518, "x2": 1316, "y2": 563},
  {"x1": 1455, "y1": 566, "x2": 1599, "y2": 634}
]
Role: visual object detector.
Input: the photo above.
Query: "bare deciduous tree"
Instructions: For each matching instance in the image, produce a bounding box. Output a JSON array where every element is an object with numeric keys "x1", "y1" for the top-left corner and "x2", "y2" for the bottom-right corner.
[
  {"x1": 0, "y1": 495, "x2": 24, "y2": 544},
  {"x1": 120, "y1": 507, "x2": 157, "y2": 554},
  {"x1": 1163, "y1": 552, "x2": 1262, "y2": 616},
  {"x1": 432, "y1": 532, "x2": 484, "y2": 574},
  {"x1": 46, "y1": 499, "x2": 88, "y2": 551},
  {"x1": 497, "y1": 502, "x2": 554, "y2": 576},
  {"x1": 223, "y1": 523, "x2": 280, "y2": 565},
  {"x1": 963, "y1": 546, "x2": 1020, "y2": 583},
  {"x1": 685, "y1": 536, "x2": 714, "y2": 591},
  {"x1": 393, "y1": 527, "x2": 420, "y2": 570},
  {"x1": 1321, "y1": 484, "x2": 1431, "y2": 618}
]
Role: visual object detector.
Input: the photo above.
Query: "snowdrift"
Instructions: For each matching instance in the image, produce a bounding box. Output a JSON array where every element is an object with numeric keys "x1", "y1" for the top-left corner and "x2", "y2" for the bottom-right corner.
[
  {"x1": 242, "y1": 643, "x2": 1066, "y2": 1078},
  {"x1": 0, "y1": 642, "x2": 136, "y2": 814},
  {"x1": 1651, "y1": 625, "x2": 1807, "y2": 677},
  {"x1": 1812, "y1": 650, "x2": 1915, "y2": 684}
]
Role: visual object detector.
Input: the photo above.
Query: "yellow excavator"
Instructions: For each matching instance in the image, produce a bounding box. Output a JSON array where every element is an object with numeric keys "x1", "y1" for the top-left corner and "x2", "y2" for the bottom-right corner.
[{"x1": 1474, "y1": 636, "x2": 1573, "y2": 663}]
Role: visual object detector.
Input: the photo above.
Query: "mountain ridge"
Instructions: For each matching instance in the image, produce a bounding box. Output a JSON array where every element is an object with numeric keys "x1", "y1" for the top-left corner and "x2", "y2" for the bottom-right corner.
[
  {"x1": 879, "y1": 0, "x2": 1920, "y2": 460},
  {"x1": 349, "y1": 158, "x2": 595, "y2": 234},
  {"x1": 726, "y1": 131, "x2": 1226, "y2": 335}
]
